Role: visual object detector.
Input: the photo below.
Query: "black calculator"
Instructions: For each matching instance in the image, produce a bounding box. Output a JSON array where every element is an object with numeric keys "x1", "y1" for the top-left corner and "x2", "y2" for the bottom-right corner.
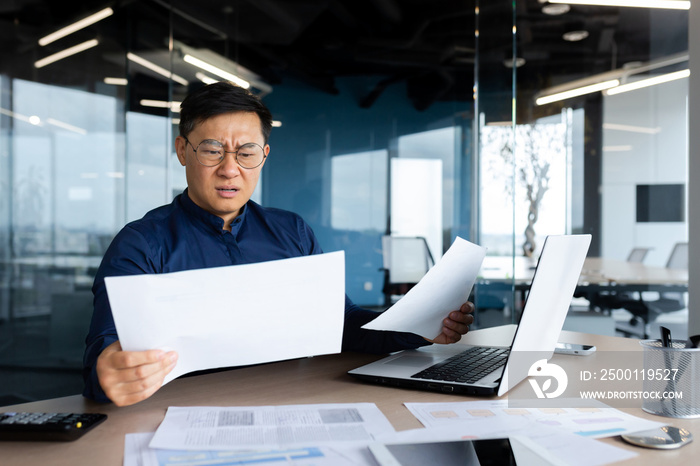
[{"x1": 0, "y1": 412, "x2": 107, "y2": 442}]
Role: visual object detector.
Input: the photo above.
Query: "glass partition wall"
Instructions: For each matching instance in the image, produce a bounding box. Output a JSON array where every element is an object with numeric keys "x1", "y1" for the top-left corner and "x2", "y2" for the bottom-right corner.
[
  {"x1": 511, "y1": 2, "x2": 689, "y2": 342},
  {"x1": 0, "y1": 0, "x2": 490, "y2": 403},
  {"x1": 0, "y1": 0, "x2": 689, "y2": 403}
]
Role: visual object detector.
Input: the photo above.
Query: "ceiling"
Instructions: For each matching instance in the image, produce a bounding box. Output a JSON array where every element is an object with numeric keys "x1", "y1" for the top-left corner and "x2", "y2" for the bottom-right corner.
[{"x1": 0, "y1": 0, "x2": 689, "y2": 117}]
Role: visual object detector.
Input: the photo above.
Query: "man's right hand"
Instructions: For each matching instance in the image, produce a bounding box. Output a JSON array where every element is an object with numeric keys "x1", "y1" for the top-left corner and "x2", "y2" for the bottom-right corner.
[{"x1": 96, "y1": 341, "x2": 178, "y2": 407}]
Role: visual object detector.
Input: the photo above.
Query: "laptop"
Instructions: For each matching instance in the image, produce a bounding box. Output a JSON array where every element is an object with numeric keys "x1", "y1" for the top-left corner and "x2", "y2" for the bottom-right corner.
[{"x1": 348, "y1": 234, "x2": 591, "y2": 397}]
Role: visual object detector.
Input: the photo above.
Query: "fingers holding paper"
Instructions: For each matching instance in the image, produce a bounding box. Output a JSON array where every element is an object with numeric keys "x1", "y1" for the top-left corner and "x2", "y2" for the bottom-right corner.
[
  {"x1": 428, "y1": 301, "x2": 475, "y2": 345},
  {"x1": 96, "y1": 341, "x2": 178, "y2": 407}
]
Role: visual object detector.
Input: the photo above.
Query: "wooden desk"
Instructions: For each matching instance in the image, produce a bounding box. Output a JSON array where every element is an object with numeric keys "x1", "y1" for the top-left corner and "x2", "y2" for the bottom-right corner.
[{"x1": 1, "y1": 327, "x2": 698, "y2": 465}]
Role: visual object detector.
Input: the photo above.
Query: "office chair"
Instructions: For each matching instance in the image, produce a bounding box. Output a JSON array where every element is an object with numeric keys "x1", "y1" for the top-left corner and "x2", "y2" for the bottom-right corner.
[
  {"x1": 616, "y1": 242, "x2": 688, "y2": 337},
  {"x1": 627, "y1": 247, "x2": 651, "y2": 263},
  {"x1": 587, "y1": 246, "x2": 651, "y2": 313},
  {"x1": 380, "y1": 235, "x2": 434, "y2": 306}
]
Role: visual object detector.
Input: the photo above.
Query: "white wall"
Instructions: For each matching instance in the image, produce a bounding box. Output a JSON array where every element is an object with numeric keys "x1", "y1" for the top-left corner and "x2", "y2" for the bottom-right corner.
[{"x1": 601, "y1": 79, "x2": 688, "y2": 266}]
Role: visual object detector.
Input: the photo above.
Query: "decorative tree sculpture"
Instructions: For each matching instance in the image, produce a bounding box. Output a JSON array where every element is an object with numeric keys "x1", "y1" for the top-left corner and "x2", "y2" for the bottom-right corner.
[{"x1": 484, "y1": 122, "x2": 563, "y2": 257}]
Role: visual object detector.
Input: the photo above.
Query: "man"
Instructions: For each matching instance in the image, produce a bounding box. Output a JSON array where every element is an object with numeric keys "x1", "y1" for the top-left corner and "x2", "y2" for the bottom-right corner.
[{"x1": 83, "y1": 81, "x2": 474, "y2": 407}]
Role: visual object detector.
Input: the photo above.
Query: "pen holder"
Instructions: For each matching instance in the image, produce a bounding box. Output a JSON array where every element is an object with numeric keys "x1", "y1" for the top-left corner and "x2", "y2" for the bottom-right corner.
[{"x1": 639, "y1": 339, "x2": 700, "y2": 419}]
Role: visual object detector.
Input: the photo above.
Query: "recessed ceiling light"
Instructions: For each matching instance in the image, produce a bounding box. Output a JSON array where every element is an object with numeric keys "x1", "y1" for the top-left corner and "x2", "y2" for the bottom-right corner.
[
  {"x1": 542, "y1": 4, "x2": 571, "y2": 15},
  {"x1": 504, "y1": 57, "x2": 526, "y2": 68},
  {"x1": 563, "y1": 30, "x2": 589, "y2": 41}
]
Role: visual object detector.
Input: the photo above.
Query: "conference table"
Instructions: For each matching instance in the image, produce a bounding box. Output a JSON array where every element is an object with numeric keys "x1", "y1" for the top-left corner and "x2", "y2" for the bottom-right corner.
[
  {"x1": 1, "y1": 326, "x2": 698, "y2": 465},
  {"x1": 476, "y1": 256, "x2": 688, "y2": 318},
  {"x1": 479, "y1": 256, "x2": 688, "y2": 289}
]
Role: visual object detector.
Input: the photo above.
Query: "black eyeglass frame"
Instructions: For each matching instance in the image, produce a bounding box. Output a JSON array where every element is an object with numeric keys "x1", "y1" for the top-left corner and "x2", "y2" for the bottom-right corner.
[{"x1": 184, "y1": 137, "x2": 267, "y2": 169}]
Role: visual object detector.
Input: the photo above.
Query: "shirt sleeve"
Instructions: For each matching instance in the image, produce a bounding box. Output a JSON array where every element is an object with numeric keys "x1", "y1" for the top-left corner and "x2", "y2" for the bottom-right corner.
[
  {"x1": 341, "y1": 296, "x2": 431, "y2": 354},
  {"x1": 297, "y1": 217, "x2": 430, "y2": 354},
  {"x1": 82, "y1": 225, "x2": 158, "y2": 402}
]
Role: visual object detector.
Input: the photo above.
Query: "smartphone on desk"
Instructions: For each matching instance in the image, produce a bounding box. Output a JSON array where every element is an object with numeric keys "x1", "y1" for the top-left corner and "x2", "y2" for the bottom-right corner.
[{"x1": 555, "y1": 342, "x2": 596, "y2": 355}]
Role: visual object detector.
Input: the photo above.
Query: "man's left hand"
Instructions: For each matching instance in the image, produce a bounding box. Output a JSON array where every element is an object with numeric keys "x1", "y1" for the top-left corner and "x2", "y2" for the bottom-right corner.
[{"x1": 428, "y1": 301, "x2": 475, "y2": 344}]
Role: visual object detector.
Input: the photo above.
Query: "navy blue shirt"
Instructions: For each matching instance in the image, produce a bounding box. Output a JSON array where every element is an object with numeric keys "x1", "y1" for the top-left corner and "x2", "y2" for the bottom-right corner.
[{"x1": 83, "y1": 189, "x2": 428, "y2": 402}]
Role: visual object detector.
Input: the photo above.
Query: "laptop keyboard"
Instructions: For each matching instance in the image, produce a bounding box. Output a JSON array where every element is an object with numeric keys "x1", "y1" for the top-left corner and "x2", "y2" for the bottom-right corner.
[{"x1": 411, "y1": 347, "x2": 509, "y2": 384}]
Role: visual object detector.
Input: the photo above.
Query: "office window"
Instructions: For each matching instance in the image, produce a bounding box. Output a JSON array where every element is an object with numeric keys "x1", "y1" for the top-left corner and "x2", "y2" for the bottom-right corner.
[
  {"x1": 331, "y1": 150, "x2": 388, "y2": 232},
  {"x1": 479, "y1": 119, "x2": 568, "y2": 257}
]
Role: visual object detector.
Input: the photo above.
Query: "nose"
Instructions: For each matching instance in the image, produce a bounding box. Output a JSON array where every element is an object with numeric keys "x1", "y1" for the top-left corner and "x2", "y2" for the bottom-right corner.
[{"x1": 216, "y1": 151, "x2": 242, "y2": 177}]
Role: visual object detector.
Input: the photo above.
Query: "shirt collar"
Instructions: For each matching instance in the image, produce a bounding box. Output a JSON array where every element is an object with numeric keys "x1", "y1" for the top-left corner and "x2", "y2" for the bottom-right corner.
[{"x1": 180, "y1": 188, "x2": 248, "y2": 235}]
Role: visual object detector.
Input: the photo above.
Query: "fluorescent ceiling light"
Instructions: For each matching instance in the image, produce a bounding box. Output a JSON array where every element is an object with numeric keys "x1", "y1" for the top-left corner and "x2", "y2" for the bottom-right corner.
[
  {"x1": 536, "y1": 79, "x2": 619, "y2": 105},
  {"x1": 605, "y1": 69, "x2": 690, "y2": 95},
  {"x1": 38, "y1": 7, "x2": 113, "y2": 46},
  {"x1": 603, "y1": 145, "x2": 633, "y2": 152},
  {"x1": 271, "y1": 120, "x2": 283, "y2": 128},
  {"x1": 0, "y1": 107, "x2": 39, "y2": 125},
  {"x1": 127, "y1": 53, "x2": 189, "y2": 86},
  {"x1": 139, "y1": 99, "x2": 182, "y2": 112},
  {"x1": 195, "y1": 72, "x2": 219, "y2": 85},
  {"x1": 183, "y1": 54, "x2": 250, "y2": 89},
  {"x1": 603, "y1": 123, "x2": 661, "y2": 134},
  {"x1": 545, "y1": 0, "x2": 690, "y2": 9},
  {"x1": 34, "y1": 39, "x2": 99, "y2": 68},
  {"x1": 104, "y1": 77, "x2": 128, "y2": 86},
  {"x1": 486, "y1": 121, "x2": 514, "y2": 126},
  {"x1": 46, "y1": 118, "x2": 87, "y2": 135}
]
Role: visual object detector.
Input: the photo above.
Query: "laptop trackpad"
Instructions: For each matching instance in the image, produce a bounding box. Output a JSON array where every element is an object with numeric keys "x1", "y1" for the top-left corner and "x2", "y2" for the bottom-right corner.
[{"x1": 383, "y1": 355, "x2": 435, "y2": 367}]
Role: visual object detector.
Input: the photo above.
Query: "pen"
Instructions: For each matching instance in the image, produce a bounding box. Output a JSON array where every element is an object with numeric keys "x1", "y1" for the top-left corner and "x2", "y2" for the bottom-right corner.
[
  {"x1": 659, "y1": 326, "x2": 677, "y2": 416},
  {"x1": 660, "y1": 326, "x2": 672, "y2": 348}
]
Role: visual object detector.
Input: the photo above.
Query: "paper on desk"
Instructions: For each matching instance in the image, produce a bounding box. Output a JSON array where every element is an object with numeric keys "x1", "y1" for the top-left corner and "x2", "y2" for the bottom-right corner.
[
  {"x1": 362, "y1": 237, "x2": 486, "y2": 339},
  {"x1": 125, "y1": 432, "x2": 374, "y2": 466},
  {"x1": 149, "y1": 403, "x2": 396, "y2": 451},
  {"x1": 106, "y1": 251, "x2": 345, "y2": 385},
  {"x1": 405, "y1": 399, "x2": 663, "y2": 439},
  {"x1": 400, "y1": 399, "x2": 650, "y2": 466}
]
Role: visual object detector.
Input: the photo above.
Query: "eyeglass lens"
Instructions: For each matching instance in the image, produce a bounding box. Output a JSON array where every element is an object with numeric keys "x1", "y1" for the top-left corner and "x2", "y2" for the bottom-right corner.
[{"x1": 195, "y1": 139, "x2": 264, "y2": 168}]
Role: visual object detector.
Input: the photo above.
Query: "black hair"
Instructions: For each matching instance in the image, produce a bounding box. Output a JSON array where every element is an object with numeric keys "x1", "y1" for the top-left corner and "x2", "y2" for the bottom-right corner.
[{"x1": 178, "y1": 81, "x2": 273, "y2": 143}]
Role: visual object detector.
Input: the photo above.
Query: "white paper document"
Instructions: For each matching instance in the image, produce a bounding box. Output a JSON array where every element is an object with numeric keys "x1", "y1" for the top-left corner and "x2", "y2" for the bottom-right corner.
[
  {"x1": 362, "y1": 237, "x2": 486, "y2": 339},
  {"x1": 125, "y1": 432, "x2": 374, "y2": 466},
  {"x1": 106, "y1": 251, "x2": 345, "y2": 385},
  {"x1": 149, "y1": 403, "x2": 396, "y2": 451},
  {"x1": 405, "y1": 399, "x2": 663, "y2": 439}
]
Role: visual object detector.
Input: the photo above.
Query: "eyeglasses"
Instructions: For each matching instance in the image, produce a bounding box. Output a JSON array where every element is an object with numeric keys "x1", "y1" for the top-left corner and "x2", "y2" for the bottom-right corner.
[{"x1": 184, "y1": 138, "x2": 266, "y2": 169}]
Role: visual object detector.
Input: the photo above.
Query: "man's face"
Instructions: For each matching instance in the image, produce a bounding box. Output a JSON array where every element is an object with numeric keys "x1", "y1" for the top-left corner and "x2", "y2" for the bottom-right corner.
[{"x1": 175, "y1": 111, "x2": 269, "y2": 229}]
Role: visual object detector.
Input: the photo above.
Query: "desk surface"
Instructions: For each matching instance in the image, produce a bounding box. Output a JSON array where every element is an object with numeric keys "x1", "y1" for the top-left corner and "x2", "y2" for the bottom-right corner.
[{"x1": 1, "y1": 327, "x2": 698, "y2": 465}]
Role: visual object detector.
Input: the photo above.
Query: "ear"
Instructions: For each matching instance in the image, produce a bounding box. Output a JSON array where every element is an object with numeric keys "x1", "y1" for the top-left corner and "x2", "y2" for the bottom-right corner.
[
  {"x1": 261, "y1": 144, "x2": 270, "y2": 168},
  {"x1": 175, "y1": 136, "x2": 187, "y2": 167}
]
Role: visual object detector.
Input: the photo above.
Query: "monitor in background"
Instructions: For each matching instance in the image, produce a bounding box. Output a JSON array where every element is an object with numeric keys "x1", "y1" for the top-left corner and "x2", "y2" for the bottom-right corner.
[{"x1": 636, "y1": 184, "x2": 685, "y2": 223}]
